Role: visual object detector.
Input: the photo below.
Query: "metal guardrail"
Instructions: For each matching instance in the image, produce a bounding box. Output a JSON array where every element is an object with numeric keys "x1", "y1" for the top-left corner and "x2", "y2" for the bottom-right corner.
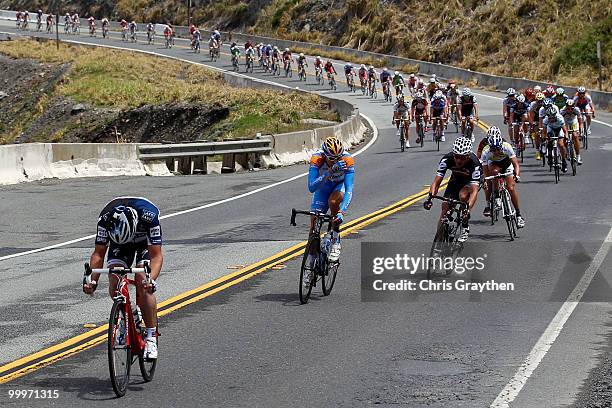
[{"x1": 138, "y1": 139, "x2": 272, "y2": 174}]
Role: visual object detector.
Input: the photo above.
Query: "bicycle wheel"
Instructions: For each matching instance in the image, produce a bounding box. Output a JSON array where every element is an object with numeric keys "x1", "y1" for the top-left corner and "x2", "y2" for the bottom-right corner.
[
  {"x1": 419, "y1": 126, "x2": 424, "y2": 148},
  {"x1": 554, "y1": 150, "x2": 560, "y2": 184},
  {"x1": 138, "y1": 336, "x2": 157, "y2": 382},
  {"x1": 108, "y1": 300, "x2": 131, "y2": 397},
  {"x1": 568, "y1": 142, "x2": 577, "y2": 176},
  {"x1": 489, "y1": 192, "x2": 496, "y2": 225},
  {"x1": 299, "y1": 237, "x2": 318, "y2": 304},
  {"x1": 322, "y1": 259, "x2": 339, "y2": 296},
  {"x1": 400, "y1": 124, "x2": 406, "y2": 152},
  {"x1": 501, "y1": 190, "x2": 515, "y2": 241}
]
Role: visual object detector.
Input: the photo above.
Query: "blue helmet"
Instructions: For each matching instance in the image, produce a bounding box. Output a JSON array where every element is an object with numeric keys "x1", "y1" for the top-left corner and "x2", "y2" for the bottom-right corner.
[{"x1": 107, "y1": 206, "x2": 138, "y2": 244}]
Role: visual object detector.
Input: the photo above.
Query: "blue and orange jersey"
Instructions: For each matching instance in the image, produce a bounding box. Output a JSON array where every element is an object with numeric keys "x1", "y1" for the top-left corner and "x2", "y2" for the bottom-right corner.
[{"x1": 308, "y1": 150, "x2": 355, "y2": 213}]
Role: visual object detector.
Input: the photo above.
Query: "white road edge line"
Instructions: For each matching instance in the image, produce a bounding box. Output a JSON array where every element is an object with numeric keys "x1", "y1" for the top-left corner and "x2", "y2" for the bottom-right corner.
[{"x1": 490, "y1": 226, "x2": 612, "y2": 407}]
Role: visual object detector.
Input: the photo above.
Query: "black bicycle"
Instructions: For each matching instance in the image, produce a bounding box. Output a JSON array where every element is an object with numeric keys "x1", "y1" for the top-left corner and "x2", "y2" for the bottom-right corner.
[
  {"x1": 291, "y1": 209, "x2": 340, "y2": 304},
  {"x1": 566, "y1": 129, "x2": 578, "y2": 176},
  {"x1": 484, "y1": 171, "x2": 518, "y2": 241},
  {"x1": 426, "y1": 195, "x2": 468, "y2": 279},
  {"x1": 546, "y1": 131, "x2": 563, "y2": 184}
]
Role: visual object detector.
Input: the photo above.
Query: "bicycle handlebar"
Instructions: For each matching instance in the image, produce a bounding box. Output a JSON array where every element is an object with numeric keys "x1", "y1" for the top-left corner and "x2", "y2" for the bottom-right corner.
[
  {"x1": 484, "y1": 170, "x2": 514, "y2": 180},
  {"x1": 83, "y1": 262, "x2": 151, "y2": 287},
  {"x1": 290, "y1": 208, "x2": 333, "y2": 226},
  {"x1": 428, "y1": 195, "x2": 468, "y2": 209}
]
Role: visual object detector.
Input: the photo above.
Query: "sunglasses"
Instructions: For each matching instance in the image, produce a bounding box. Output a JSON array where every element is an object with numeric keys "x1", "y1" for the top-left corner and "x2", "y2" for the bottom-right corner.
[{"x1": 453, "y1": 154, "x2": 469, "y2": 161}]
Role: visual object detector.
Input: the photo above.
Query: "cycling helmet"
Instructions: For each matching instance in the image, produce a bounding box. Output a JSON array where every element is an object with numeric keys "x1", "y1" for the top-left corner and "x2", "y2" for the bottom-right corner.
[
  {"x1": 556, "y1": 87, "x2": 565, "y2": 96},
  {"x1": 577, "y1": 86, "x2": 586, "y2": 94},
  {"x1": 382, "y1": 67, "x2": 388, "y2": 72},
  {"x1": 267, "y1": 44, "x2": 272, "y2": 48},
  {"x1": 322, "y1": 137, "x2": 344, "y2": 159},
  {"x1": 429, "y1": 77, "x2": 436, "y2": 83},
  {"x1": 452, "y1": 137, "x2": 473, "y2": 156},
  {"x1": 299, "y1": 53, "x2": 304, "y2": 57},
  {"x1": 517, "y1": 94, "x2": 526, "y2": 103},
  {"x1": 535, "y1": 92, "x2": 544, "y2": 101},
  {"x1": 108, "y1": 206, "x2": 138, "y2": 244},
  {"x1": 462, "y1": 88, "x2": 472, "y2": 97},
  {"x1": 434, "y1": 90, "x2": 444, "y2": 99},
  {"x1": 534, "y1": 85, "x2": 542, "y2": 92},
  {"x1": 432, "y1": 74, "x2": 437, "y2": 78},
  {"x1": 543, "y1": 98, "x2": 553, "y2": 107},
  {"x1": 409, "y1": 73, "x2": 415, "y2": 78},
  {"x1": 346, "y1": 63, "x2": 352, "y2": 67},
  {"x1": 506, "y1": 88, "x2": 516, "y2": 96},
  {"x1": 487, "y1": 126, "x2": 503, "y2": 148},
  {"x1": 284, "y1": 48, "x2": 289, "y2": 52},
  {"x1": 369, "y1": 65, "x2": 374, "y2": 69},
  {"x1": 566, "y1": 98, "x2": 575, "y2": 106},
  {"x1": 394, "y1": 71, "x2": 399, "y2": 76},
  {"x1": 131, "y1": 21, "x2": 136, "y2": 24},
  {"x1": 316, "y1": 55, "x2": 321, "y2": 60},
  {"x1": 360, "y1": 64, "x2": 365, "y2": 69},
  {"x1": 273, "y1": 46, "x2": 278, "y2": 50},
  {"x1": 546, "y1": 85, "x2": 555, "y2": 94},
  {"x1": 546, "y1": 106, "x2": 557, "y2": 116},
  {"x1": 38, "y1": 9, "x2": 42, "y2": 13}
]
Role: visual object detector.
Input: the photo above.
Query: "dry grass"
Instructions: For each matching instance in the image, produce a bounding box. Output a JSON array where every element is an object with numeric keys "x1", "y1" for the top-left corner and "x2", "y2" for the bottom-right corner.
[{"x1": 0, "y1": 40, "x2": 337, "y2": 140}]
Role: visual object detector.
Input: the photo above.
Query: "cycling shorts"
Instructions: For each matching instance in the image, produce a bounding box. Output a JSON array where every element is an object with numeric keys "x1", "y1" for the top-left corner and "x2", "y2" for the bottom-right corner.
[
  {"x1": 107, "y1": 241, "x2": 150, "y2": 268},
  {"x1": 311, "y1": 182, "x2": 345, "y2": 213},
  {"x1": 489, "y1": 157, "x2": 513, "y2": 174},
  {"x1": 444, "y1": 180, "x2": 471, "y2": 200},
  {"x1": 432, "y1": 109, "x2": 445, "y2": 118}
]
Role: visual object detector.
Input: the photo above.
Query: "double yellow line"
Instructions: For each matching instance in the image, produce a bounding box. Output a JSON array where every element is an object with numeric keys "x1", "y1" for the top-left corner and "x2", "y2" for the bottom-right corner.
[{"x1": 0, "y1": 181, "x2": 447, "y2": 384}]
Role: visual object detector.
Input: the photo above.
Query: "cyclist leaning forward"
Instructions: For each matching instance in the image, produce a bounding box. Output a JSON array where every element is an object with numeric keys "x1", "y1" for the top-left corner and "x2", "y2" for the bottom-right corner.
[
  {"x1": 307, "y1": 137, "x2": 355, "y2": 267},
  {"x1": 83, "y1": 197, "x2": 163, "y2": 360},
  {"x1": 393, "y1": 95, "x2": 411, "y2": 147},
  {"x1": 424, "y1": 137, "x2": 482, "y2": 243},
  {"x1": 457, "y1": 87, "x2": 478, "y2": 140},
  {"x1": 480, "y1": 127, "x2": 525, "y2": 227},
  {"x1": 412, "y1": 91, "x2": 429, "y2": 145},
  {"x1": 560, "y1": 99, "x2": 583, "y2": 165}
]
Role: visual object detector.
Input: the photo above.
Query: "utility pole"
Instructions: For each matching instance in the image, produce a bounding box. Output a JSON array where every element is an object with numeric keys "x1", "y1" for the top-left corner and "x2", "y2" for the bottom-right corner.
[
  {"x1": 597, "y1": 41, "x2": 603, "y2": 91},
  {"x1": 55, "y1": 0, "x2": 60, "y2": 50},
  {"x1": 187, "y1": 0, "x2": 191, "y2": 26}
]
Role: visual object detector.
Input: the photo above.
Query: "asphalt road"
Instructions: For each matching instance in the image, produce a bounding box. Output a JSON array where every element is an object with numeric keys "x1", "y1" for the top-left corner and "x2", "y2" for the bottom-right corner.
[{"x1": 1, "y1": 22, "x2": 612, "y2": 407}]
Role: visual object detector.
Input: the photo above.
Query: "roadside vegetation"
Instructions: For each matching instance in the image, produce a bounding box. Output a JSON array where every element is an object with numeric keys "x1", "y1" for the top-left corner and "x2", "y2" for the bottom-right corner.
[{"x1": 0, "y1": 39, "x2": 337, "y2": 144}]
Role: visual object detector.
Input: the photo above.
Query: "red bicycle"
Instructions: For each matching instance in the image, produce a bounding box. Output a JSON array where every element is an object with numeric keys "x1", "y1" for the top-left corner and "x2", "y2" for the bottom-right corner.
[{"x1": 84, "y1": 262, "x2": 158, "y2": 397}]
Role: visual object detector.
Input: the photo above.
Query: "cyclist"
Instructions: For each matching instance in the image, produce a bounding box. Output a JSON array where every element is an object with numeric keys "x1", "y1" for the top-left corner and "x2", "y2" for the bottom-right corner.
[
  {"x1": 429, "y1": 90, "x2": 448, "y2": 141},
  {"x1": 314, "y1": 56, "x2": 323, "y2": 78},
  {"x1": 524, "y1": 87, "x2": 536, "y2": 103},
  {"x1": 296, "y1": 52, "x2": 308, "y2": 74},
  {"x1": 573, "y1": 87, "x2": 596, "y2": 135},
  {"x1": 446, "y1": 80, "x2": 460, "y2": 113},
  {"x1": 344, "y1": 63, "x2": 356, "y2": 88},
  {"x1": 412, "y1": 91, "x2": 429, "y2": 145},
  {"x1": 128, "y1": 21, "x2": 137, "y2": 40},
  {"x1": 211, "y1": 29, "x2": 221, "y2": 44},
  {"x1": 192, "y1": 28, "x2": 201, "y2": 50},
  {"x1": 63, "y1": 13, "x2": 71, "y2": 32},
  {"x1": 23, "y1": 10, "x2": 29, "y2": 29},
  {"x1": 528, "y1": 92, "x2": 546, "y2": 160},
  {"x1": 245, "y1": 45, "x2": 255, "y2": 67},
  {"x1": 46, "y1": 13, "x2": 54, "y2": 32},
  {"x1": 164, "y1": 24, "x2": 174, "y2": 46},
  {"x1": 230, "y1": 42, "x2": 241, "y2": 66},
  {"x1": 543, "y1": 85, "x2": 556, "y2": 99},
  {"x1": 307, "y1": 137, "x2": 355, "y2": 268},
  {"x1": 36, "y1": 9, "x2": 43, "y2": 29},
  {"x1": 82, "y1": 198, "x2": 163, "y2": 360},
  {"x1": 71, "y1": 12, "x2": 79, "y2": 33},
  {"x1": 457, "y1": 88, "x2": 478, "y2": 140},
  {"x1": 87, "y1": 16, "x2": 95, "y2": 34},
  {"x1": 244, "y1": 39, "x2": 254, "y2": 51},
  {"x1": 393, "y1": 95, "x2": 411, "y2": 147},
  {"x1": 503, "y1": 88, "x2": 518, "y2": 139},
  {"x1": 16, "y1": 10, "x2": 22, "y2": 28},
  {"x1": 380, "y1": 68, "x2": 392, "y2": 97},
  {"x1": 480, "y1": 126, "x2": 525, "y2": 227},
  {"x1": 358, "y1": 64, "x2": 368, "y2": 91},
  {"x1": 424, "y1": 137, "x2": 481, "y2": 243},
  {"x1": 552, "y1": 87, "x2": 568, "y2": 111},
  {"x1": 392, "y1": 71, "x2": 405, "y2": 97},
  {"x1": 543, "y1": 106, "x2": 569, "y2": 173},
  {"x1": 324, "y1": 60, "x2": 337, "y2": 80},
  {"x1": 146, "y1": 22, "x2": 155, "y2": 42},
  {"x1": 101, "y1": 17, "x2": 109, "y2": 33},
  {"x1": 509, "y1": 94, "x2": 530, "y2": 147},
  {"x1": 120, "y1": 19, "x2": 129, "y2": 39},
  {"x1": 426, "y1": 77, "x2": 439, "y2": 100},
  {"x1": 282, "y1": 48, "x2": 292, "y2": 72},
  {"x1": 407, "y1": 73, "x2": 418, "y2": 95},
  {"x1": 367, "y1": 65, "x2": 377, "y2": 90},
  {"x1": 560, "y1": 99, "x2": 583, "y2": 165}
]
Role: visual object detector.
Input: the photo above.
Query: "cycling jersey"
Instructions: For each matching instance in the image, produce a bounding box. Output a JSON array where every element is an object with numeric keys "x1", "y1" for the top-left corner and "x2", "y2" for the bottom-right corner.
[
  {"x1": 543, "y1": 113, "x2": 565, "y2": 130},
  {"x1": 528, "y1": 101, "x2": 543, "y2": 118},
  {"x1": 511, "y1": 101, "x2": 529, "y2": 118},
  {"x1": 358, "y1": 68, "x2": 367, "y2": 80},
  {"x1": 379, "y1": 71, "x2": 391, "y2": 83},
  {"x1": 392, "y1": 75, "x2": 404, "y2": 86},
  {"x1": 431, "y1": 98, "x2": 446, "y2": 111},
  {"x1": 480, "y1": 141, "x2": 516, "y2": 165},
  {"x1": 245, "y1": 48, "x2": 255, "y2": 56},
  {"x1": 230, "y1": 47, "x2": 241, "y2": 56},
  {"x1": 459, "y1": 95, "x2": 477, "y2": 116},
  {"x1": 436, "y1": 152, "x2": 482, "y2": 199},
  {"x1": 128, "y1": 23, "x2": 136, "y2": 31},
  {"x1": 560, "y1": 106, "x2": 581, "y2": 124},
  {"x1": 552, "y1": 95, "x2": 568, "y2": 110},
  {"x1": 308, "y1": 151, "x2": 355, "y2": 214},
  {"x1": 324, "y1": 63, "x2": 335, "y2": 74},
  {"x1": 538, "y1": 105, "x2": 559, "y2": 118},
  {"x1": 367, "y1": 69, "x2": 376, "y2": 79},
  {"x1": 282, "y1": 52, "x2": 292, "y2": 61},
  {"x1": 503, "y1": 97, "x2": 517, "y2": 115},
  {"x1": 96, "y1": 197, "x2": 162, "y2": 247},
  {"x1": 344, "y1": 64, "x2": 353, "y2": 75},
  {"x1": 412, "y1": 98, "x2": 428, "y2": 113},
  {"x1": 394, "y1": 102, "x2": 410, "y2": 115},
  {"x1": 573, "y1": 94, "x2": 592, "y2": 110},
  {"x1": 297, "y1": 56, "x2": 307, "y2": 66}
]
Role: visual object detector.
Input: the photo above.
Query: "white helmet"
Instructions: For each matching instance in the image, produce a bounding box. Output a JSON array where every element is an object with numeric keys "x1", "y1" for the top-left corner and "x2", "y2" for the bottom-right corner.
[
  {"x1": 284, "y1": 48, "x2": 289, "y2": 52},
  {"x1": 299, "y1": 53, "x2": 304, "y2": 57},
  {"x1": 534, "y1": 85, "x2": 542, "y2": 92},
  {"x1": 452, "y1": 137, "x2": 473, "y2": 156},
  {"x1": 429, "y1": 77, "x2": 436, "y2": 83},
  {"x1": 360, "y1": 64, "x2": 365, "y2": 69},
  {"x1": 517, "y1": 94, "x2": 526, "y2": 103},
  {"x1": 410, "y1": 73, "x2": 415, "y2": 78},
  {"x1": 394, "y1": 71, "x2": 399, "y2": 76}
]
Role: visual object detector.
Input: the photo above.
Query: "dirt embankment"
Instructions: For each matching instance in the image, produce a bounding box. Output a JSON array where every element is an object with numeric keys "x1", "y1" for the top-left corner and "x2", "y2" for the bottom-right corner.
[{"x1": 0, "y1": 54, "x2": 229, "y2": 144}]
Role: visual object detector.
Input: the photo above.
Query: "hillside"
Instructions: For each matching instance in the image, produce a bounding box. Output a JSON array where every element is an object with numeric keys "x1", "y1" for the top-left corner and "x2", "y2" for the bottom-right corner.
[{"x1": 1, "y1": 0, "x2": 610, "y2": 91}]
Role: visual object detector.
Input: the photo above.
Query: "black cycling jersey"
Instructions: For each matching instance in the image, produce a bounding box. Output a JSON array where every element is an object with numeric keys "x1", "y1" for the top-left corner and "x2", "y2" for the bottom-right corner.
[
  {"x1": 459, "y1": 95, "x2": 476, "y2": 116},
  {"x1": 436, "y1": 152, "x2": 482, "y2": 185}
]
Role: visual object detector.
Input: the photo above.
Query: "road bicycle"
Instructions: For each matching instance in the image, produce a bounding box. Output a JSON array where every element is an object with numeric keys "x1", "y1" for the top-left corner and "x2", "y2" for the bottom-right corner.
[
  {"x1": 360, "y1": 78, "x2": 367, "y2": 95},
  {"x1": 209, "y1": 46, "x2": 219, "y2": 60},
  {"x1": 193, "y1": 38, "x2": 201, "y2": 53},
  {"x1": 546, "y1": 131, "x2": 563, "y2": 184},
  {"x1": 328, "y1": 73, "x2": 337, "y2": 91},
  {"x1": 102, "y1": 25, "x2": 109, "y2": 38},
  {"x1": 449, "y1": 104, "x2": 459, "y2": 133},
  {"x1": 64, "y1": 22, "x2": 71, "y2": 34},
  {"x1": 347, "y1": 74, "x2": 356, "y2": 93},
  {"x1": 129, "y1": 30, "x2": 137, "y2": 43},
  {"x1": 83, "y1": 263, "x2": 158, "y2": 397},
  {"x1": 566, "y1": 128, "x2": 578, "y2": 176},
  {"x1": 284, "y1": 60, "x2": 292, "y2": 78},
  {"x1": 272, "y1": 59, "x2": 281, "y2": 76},
  {"x1": 580, "y1": 111, "x2": 591, "y2": 149},
  {"x1": 72, "y1": 23, "x2": 80, "y2": 35},
  {"x1": 461, "y1": 117, "x2": 474, "y2": 140},
  {"x1": 512, "y1": 120, "x2": 526, "y2": 163},
  {"x1": 395, "y1": 118, "x2": 409, "y2": 152},
  {"x1": 46, "y1": 21, "x2": 54, "y2": 34},
  {"x1": 89, "y1": 24, "x2": 96, "y2": 37},
  {"x1": 147, "y1": 31, "x2": 155, "y2": 45},
  {"x1": 432, "y1": 116, "x2": 444, "y2": 151},
  {"x1": 415, "y1": 114, "x2": 425, "y2": 148},
  {"x1": 298, "y1": 64, "x2": 307, "y2": 81},
  {"x1": 369, "y1": 78, "x2": 377, "y2": 99},
  {"x1": 232, "y1": 55, "x2": 240, "y2": 72},
  {"x1": 291, "y1": 209, "x2": 340, "y2": 304},
  {"x1": 37, "y1": 19, "x2": 42, "y2": 31},
  {"x1": 426, "y1": 195, "x2": 468, "y2": 279},
  {"x1": 383, "y1": 81, "x2": 392, "y2": 102},
  {"x1": 122, "y1": 29, "x2": 129, "y2": 42},
  {"x1": 484, "y1": 171, "x2": 518, "y2": 241},
  {"x1": 315, "y1": 67, "x2": 324, "y2": 85}
]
